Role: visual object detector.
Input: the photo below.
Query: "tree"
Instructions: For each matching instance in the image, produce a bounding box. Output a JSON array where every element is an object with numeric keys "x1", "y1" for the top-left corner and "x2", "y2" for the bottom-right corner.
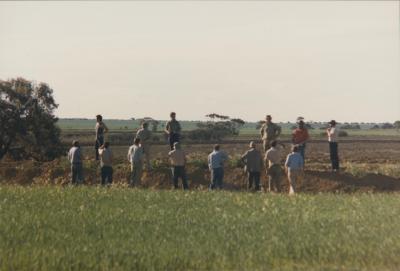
[
  {"x1": 0, "y1": 78, "x2": 64, "y2": 161},
  {"x1": 381, "y1": 123, "x2": 394, "y2": 129},
  {"x1": 393, "y1": 121, "x2": 400, "y2": 130},
  {"x1": 341, "y1": 124, "x2": 361, "y2": 130},
  {"x1": 187, "y1": 114, "x2": 245, "y2": 141},
  {"x1": 256, "y1": 120, "x2": 265, "y2": 130},
  {"x1": 151, "y1": 120, "x2": 160, "y2": 132},
  {"x1": 137, "y1": 117, "x2": 160, "y2": 132}
]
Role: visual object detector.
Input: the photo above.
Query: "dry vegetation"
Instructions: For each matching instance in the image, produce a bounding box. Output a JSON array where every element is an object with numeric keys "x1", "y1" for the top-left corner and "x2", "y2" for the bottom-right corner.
[{"x1": 1, "y1": 140, "x2": 399, "y2": 193}]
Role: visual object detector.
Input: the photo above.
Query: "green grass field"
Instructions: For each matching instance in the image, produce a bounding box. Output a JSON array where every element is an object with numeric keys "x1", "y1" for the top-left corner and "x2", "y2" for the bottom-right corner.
[{"x1": 1, "y1": 187, "x2": 400, "y2": 270}]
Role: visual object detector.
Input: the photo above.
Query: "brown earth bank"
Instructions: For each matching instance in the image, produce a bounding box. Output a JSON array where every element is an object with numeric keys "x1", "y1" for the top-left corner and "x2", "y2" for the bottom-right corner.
[
  {"x1": 80, "y1": 141, "x2": 400, "y2": 163},
  {"x1": 1, "y1": 158, "x2": 399, "y2": 193}
]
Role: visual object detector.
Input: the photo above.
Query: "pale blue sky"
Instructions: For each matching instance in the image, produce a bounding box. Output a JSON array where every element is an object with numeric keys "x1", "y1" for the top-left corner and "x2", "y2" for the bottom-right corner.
[{"x1": 0, "y1": 1, "x2": 399, "y2": 122}]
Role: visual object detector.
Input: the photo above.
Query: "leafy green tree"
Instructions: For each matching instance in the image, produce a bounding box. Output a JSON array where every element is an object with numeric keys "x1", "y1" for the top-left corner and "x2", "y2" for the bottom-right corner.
[
  {"x1": 393, "y1": 121, "x2": 400, "y2": 130},
  {"x1": 0, "y1": 78, "x2": 64, "y2": 161}
]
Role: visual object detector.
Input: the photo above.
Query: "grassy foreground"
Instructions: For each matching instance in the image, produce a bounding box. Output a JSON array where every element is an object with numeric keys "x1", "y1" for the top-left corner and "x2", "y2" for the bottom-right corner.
[{"x1": 1, "y1": 187, "x2": 400, "y2": 271}]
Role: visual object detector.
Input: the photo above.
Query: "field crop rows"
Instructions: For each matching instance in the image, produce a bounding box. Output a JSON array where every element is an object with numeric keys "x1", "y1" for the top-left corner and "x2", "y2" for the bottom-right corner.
[{"x1": 1, "y1": 187, "x2": 400, "y2": 271}]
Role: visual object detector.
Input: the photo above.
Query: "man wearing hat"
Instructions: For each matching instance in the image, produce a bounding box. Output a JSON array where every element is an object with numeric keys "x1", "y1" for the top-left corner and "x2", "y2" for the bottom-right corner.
[
  {"x1": 241, "y1": 141, "x2": 264, "y2": 191},
  {"x1": 292, "y1": 119, "x2": 310, "y2": 161},
  {"x1": 326, "y1": 120, "x2": 340, "y2": 172}
]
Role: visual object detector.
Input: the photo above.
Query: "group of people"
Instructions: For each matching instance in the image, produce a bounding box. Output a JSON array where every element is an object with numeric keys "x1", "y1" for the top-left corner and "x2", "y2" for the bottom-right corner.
[{"x1": 68, "y1": 113, "x2": 340, "y2": 194}]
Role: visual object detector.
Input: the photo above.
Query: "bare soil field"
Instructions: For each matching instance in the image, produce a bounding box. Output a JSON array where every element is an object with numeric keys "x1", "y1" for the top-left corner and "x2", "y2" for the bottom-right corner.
[
  {"x1": 95, "y1": 139, "x2": 400, "y2": 164},
  {"x1": 1, "y1": 138, "x2": 399, "y2": 193}
]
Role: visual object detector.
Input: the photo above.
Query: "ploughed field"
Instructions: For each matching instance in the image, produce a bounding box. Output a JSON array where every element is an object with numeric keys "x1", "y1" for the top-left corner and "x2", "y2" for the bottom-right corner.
[
  {"x1": 98, "y1": 140, "x2": 400, "y2": 164},
  {"x1": 1, "y1": 138, "x2": 399, "y2": 193},
  {"x1": 1, "y1": 187, "x2": 400, "y2": 271}
]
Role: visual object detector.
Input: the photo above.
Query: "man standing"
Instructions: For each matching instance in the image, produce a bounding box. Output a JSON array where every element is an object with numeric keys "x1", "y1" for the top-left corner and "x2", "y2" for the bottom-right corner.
[
  {"x1": 165, "y1": 112, "x2": 182, "y2": 150},
  {"x1": 265, "y1": 140, "x2": 283, "y2": 193},
  {"x1": 292, "y1": 120, "x2": 310, "y2": 161},
  {"x1": 98, "y1": 142, "x2": 113, "y2": 186},
  {"x1": 95, "y1": 114, "x2": 109, "y2": 160},
  {"x1": 284, "y1": 145, "x2": 304, "y2": 195},
  {"x1": 127, "y1": 138, "x2": 144, "y2": 187},
  {"x1": 136, "y1": 122, "x2": 152, "y2": 170},
  {"x1": 168, "y1": 142, "x2": 189, "y2": 190},
  {"x1": 327, "y1": 120, "x2": 340, "y2": 172},
  {"x1": 260, "y1": 115, "x2": 282, "y2": 152},
  {"x1": 68, "y1": 140, "x2": 83, "y2": 185},
  {"x1": 241, "y1": 141, "x2": 263, "y2": 191},
  {"x1": 208, "y1": 144, "x2": 228, "y2": 190}
]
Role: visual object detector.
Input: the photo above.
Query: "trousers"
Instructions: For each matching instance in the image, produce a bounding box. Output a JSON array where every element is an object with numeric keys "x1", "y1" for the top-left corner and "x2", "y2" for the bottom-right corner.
[{"x1": 172, "y1": 166, "x2": 189, "y2": 190}]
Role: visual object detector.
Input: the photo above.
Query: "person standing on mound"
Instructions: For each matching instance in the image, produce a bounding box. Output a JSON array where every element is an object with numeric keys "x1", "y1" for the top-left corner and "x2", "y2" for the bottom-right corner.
[
  {"x1": 327, "y1": 120, "x2": 340, "y2": 172},
  {"x1": 292, "y1": 120, "x2": 309, "y2": 162},
  {"x1": 260, "y1": 115, "x2": 282, "y2": 152},
  {"x1": 165, "y1": 112, "x2": 181, "y2": 150},
  {"x1": 95, "y1": 114, "x2": 109, "y2": 161}
]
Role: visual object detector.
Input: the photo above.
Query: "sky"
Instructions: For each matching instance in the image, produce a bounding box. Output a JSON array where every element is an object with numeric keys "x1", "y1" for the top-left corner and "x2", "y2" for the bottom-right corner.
[{"x1": 0, "y1": 1, "x2": 399, "y2": 122}]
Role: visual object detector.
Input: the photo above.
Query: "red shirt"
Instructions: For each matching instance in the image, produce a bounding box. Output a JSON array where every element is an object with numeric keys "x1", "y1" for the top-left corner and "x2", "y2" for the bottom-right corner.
[{"x1": 292, "y1": 128, "x2": 309, "y2": 144}]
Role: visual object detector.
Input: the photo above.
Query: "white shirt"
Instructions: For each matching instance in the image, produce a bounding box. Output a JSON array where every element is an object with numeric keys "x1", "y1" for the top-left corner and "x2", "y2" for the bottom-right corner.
[
  {"x1": 328, "y1": 127, "x2": 339, "y2": 142},
  {"x1": 127, "y1": 145, "x2": 144, "y2": 163},
  {"x1": 265, "y1": 147, "x2": 281, "y2": 167}
]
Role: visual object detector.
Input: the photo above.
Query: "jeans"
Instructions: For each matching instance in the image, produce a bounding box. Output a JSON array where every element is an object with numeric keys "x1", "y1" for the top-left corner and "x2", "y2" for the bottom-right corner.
[
  {"x1": 172, "y1": 166, "x2": 189, "y2": 190},
  {"x1": 169, "y1": 133, "x2": 180, "y2": 150},
  {"x1": 248, "y1": 171, "x2": 261, "y2": 191},
  {"x1": 95, "y1": 136, "x2": 104, "y2": 160},
  {"x1": 71, "y1": 163, "x2": 83, "y2": 185},
  {"x1": 329, "y1": 142, "x2": 339, "y2": 170},
  {"x1": 210, "y1": 167, "x2": 224, "y2": 190},
  {"x1": 130, "y1": 161, "x2": 143, "y2": 187},
  {"x1": 101, "y1": 166, "x2": 113, "y2": 185}
]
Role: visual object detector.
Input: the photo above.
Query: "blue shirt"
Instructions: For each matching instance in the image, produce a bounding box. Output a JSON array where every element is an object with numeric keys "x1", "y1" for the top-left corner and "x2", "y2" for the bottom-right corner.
[
  {"x1": 285, "y1": 152, "x2": 304, "y2": 171},
  {"x1": 208, "y1": 150, "x2": 228, "y2": 169}
]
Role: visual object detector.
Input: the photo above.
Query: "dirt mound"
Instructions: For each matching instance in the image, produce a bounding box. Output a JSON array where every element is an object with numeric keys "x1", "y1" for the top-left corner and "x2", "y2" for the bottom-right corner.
[
  {"x1": 1, "y1": 159, "x2": 400, "y2": 193},
  {"x1": 301, "y1": 170, "x2": 400, "y2": 193}
]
